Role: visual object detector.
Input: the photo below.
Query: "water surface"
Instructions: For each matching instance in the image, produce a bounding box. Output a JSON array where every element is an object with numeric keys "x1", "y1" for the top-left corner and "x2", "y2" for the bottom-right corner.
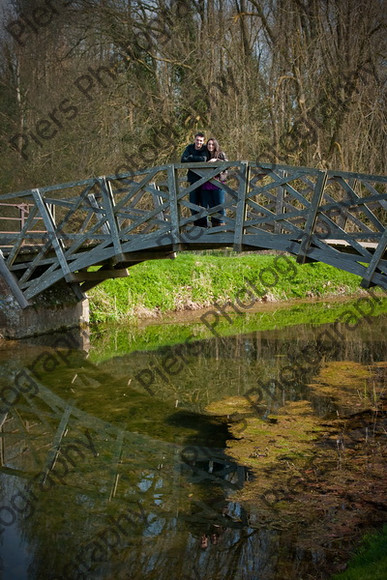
[{"x1": 0, "y1": 298, "x2": 386, "y2": 579}]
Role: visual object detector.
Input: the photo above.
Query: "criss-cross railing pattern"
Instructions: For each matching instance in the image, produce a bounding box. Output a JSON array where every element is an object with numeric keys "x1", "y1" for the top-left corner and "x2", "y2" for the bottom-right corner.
[{"x1": 0, "y1": 161, "x2": 386, "y2": 306}]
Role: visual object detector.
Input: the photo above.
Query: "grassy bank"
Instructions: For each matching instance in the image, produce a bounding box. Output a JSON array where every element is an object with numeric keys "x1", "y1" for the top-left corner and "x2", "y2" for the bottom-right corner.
[
  {"x1": 332, "y1": 525, "x2": 387, "y2": 579},
  {"x1": 88, "y1": 252, "x2": 378, "y2": 322}
]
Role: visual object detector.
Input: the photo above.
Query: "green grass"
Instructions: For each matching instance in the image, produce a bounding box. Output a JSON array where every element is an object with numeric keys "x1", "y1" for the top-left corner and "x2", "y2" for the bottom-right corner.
[
  {"x1": 88, "y1": 252, "x2": 374, "y2": 323},
  {"x1": 88, "y1": 298, "x2": 387, "y2": 363},
  {"x1": 332, "y1": 525, "x2": 387, "y2": 580}
]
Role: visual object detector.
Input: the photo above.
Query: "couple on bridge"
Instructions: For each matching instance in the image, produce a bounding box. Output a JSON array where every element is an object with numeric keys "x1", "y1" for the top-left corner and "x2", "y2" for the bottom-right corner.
[{"x1": 181, "y1": 132, "x2": 227, "y2": 228}]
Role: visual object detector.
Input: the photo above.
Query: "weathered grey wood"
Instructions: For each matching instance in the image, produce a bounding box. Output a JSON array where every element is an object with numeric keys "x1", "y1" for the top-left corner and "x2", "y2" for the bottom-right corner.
[
  {"x1": 167, "y1": 165, "x2": 181, "y2": 250},
  {"x1": 261, "y1": 169, "x2": 312, "y2": 208},
  {"x1": 316, "y1": 212, "x2": 375, "y2": 260},
  {"x1": 0, "y1": 177, "x2": 102, "y2": 202},
  {"x1": 0, "y1": 250, "x2": 29, "y2": 307},
  {"x1": 119, "y1": 201, "x2": 171, "y2": 237},
  {"x1": 73, "y1": 268, "x2": 129, "y2": 282},
  {"x1": 87, "y1": 193, "x2": 111, "y2": 234},
  {"x1": 99, "y1": 177, "x2": 124, "y2": 263},
  {"x1": 113, "y1": 169, "x2": 159, "y2": 213},
  {"x1": 1, "y1": 161, "x2": 385, "y2": 300},
  {"x1": 234, "y1": 162, "x2": 249, "y2": 251},
  {"x1": 32, "y1": 189, "x2": 75, "y2": 282},
  {"x1": 362, "y1": 182, "x2": 387, "y2": 210},
  {"x1": 360, "y1": 229, "x2": 387, "y2": 288},
  {"x1": 6, "y1": 206, "x2": 39, "y2": 268},
  {"x1": 274, "y1": 170, "x2": 285, "y2": 234},
  {"x1": 297, "y1": 171, "x2": 328, "y2": 263},
  {"x1": 301, "y1": 246, "x2": 387, "y2": 289},
  {"x1": 335, "y1": 176, "x2": 385, "y2": 232}
]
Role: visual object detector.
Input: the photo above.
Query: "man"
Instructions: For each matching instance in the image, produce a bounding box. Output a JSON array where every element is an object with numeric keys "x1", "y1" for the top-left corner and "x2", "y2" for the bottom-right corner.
[{"x1": 181, "y1": 132, "x2": 209, "y2": 227}]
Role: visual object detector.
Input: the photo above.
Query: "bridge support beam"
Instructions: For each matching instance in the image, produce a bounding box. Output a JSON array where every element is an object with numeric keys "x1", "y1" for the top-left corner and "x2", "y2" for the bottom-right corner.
[{"x1": 0, "y1": 279, "x2": 89, "y2": 340}]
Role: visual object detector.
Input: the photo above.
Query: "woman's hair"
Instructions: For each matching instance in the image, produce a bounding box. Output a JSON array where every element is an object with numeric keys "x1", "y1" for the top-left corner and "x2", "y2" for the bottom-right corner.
[{"x1": 207, "y1": 138, "x2": 223, "y2": 159}]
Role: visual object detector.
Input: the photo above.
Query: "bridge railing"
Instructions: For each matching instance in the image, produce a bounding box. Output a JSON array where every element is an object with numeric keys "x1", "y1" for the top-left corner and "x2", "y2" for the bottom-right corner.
[{"x1": 0, "y1": 161, "x2": 386, "y2": 303}]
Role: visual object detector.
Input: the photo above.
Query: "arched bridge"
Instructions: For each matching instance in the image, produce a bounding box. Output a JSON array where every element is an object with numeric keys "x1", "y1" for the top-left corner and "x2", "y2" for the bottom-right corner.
[{"x1": 0, "y1": 161, "x2": 386, "y2": 307}]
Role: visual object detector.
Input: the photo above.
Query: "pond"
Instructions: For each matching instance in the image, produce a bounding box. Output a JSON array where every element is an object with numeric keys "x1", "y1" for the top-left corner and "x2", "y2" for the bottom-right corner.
[{"x1": 0, "y1": 296, "x2": 386, "y2": 579}]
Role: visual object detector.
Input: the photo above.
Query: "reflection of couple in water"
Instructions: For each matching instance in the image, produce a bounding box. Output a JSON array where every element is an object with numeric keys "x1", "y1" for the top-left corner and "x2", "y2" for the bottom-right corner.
[
  {"x1": 200, "y1": 523, "x2": 225, "y2": 549},
  {"x1": 181, "y1": 132, "x2": 227, "y2": 228}
]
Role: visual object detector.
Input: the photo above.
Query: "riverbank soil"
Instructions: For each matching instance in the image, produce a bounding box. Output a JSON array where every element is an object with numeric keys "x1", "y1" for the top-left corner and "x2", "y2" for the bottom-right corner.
[{"x1": 206, "y1": 361, "x2": 387, "y2": 578}]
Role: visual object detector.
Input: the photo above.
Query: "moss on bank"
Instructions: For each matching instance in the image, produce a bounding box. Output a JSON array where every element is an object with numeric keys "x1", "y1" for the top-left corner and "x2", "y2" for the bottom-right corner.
[
  {"x1": 88, "y1": 252, "x2": 374, "y2": 322},
  {"x1": 205, "y1": 362, "x2": 387, "y2": 579}
]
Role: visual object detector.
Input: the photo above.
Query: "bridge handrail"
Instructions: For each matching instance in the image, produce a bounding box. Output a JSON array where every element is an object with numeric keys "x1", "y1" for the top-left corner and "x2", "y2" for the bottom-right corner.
[{"x1": 1, "y1": 161, "x2": 386, "y2": 202}]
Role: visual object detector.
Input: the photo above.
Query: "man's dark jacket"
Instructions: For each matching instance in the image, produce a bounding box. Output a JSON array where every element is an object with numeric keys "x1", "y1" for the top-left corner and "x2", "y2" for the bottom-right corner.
[{"x1": 181, "y1": 144, "x2": 209, "y2": 183}]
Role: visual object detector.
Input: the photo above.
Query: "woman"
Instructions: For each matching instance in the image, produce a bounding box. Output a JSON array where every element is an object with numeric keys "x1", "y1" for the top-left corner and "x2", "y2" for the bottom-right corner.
[{"x1": 202, "y1": 138, "x2": 227, "y2": 227}]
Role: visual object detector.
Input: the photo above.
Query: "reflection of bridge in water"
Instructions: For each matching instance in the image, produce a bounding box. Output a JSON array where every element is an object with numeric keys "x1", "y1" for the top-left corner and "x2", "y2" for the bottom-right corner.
[
  {"x1": 0, "y1": 346, "x2": 255, "y2": 579},
  {"x1": 1, "y1": 310, "x2": 385, "y2": 577},
  {"x1": 0, "y1": 162, "x2": 386, "y2": 311}
]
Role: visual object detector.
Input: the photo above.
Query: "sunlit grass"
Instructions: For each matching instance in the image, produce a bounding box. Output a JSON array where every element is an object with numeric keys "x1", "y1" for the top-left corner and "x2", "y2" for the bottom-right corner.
[{"x1": 88, "y1": 252, "x2": 372, "y2": 322}]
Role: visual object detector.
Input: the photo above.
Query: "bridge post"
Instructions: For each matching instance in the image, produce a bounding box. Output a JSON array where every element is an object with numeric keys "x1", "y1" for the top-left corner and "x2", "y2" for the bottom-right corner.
[
  {"x1": 360, "y1": 229, "x2": 387, "y2": 288},
  {"x1": 297, "y1": 170, "x2": 328, "y2": 263},
  {"x1": 99, "y1": 177, "x2": 125, "y2": 264},
  {"x1": 274, "y1": 170, "x2": 285, "y2": 234},
  {"x1": 0, "y1": 250, "x2": 29, "y2": 308},
  {"x1": 233, "y1": 162, "x2": 249, "y2": 252},
  {"x1": 32, "y1": 188, "x2": 75, "y2": 283},
  {"x1": 167, "y1": 165, "x2": 181, "y2": 250}
]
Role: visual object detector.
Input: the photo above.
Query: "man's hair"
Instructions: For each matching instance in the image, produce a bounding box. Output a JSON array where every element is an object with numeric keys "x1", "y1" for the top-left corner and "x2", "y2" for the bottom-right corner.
[{"x1": 195, "y1": 132, "x2": 205, "y2": 138}]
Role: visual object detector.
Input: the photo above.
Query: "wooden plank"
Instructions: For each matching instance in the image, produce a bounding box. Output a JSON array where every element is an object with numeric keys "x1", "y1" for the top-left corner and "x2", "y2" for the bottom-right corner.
[
  {"x1": 0, "y1": 250, "x2": 29, "y2": 308},
  {"x1": 151, "y1": 182, "x2": 167, "y2": 223},
  {"x1": 360, "y1": 229, "x2": 387, "y2": 288},
  {"x1": 167, "y1": 165, "x2": 181, "y2": 250},
  {"x1": 0, "y1": 176, "x2": 103, "y2": 201},
  {"x1": 23, "y1": 245, "x2": 115, "y2": 299},
  {"x1": 299, "y1": 244, "x2": 387, "y2": 289},
  {"x1": 244, "y1": 202, "x2": 307, "y2": 236},
  {"x1": 265, "y1": 169, "x2": 314, "y2": 209},
  {"x1": 275, "y1": 170, "x2": 285, "y2": 234},
  {"x1": 335, "y1": 176, "x2": 385, "y2": 231},
  {"x1": 107, "y1": 164, "x2": 169, "y2": 184},
  {"x1": 6, "y1": 206, "x2": 39, "y2": 267},
  {"x1": 1, "y1": 163, "x2": 384, "y2": 204},
  {"x1": 32, "y1": 189, "x2": 75, "y2": 282},
  {"x1": 87, "y1": 194, "x2": 111, "y2": 234},
  {"x1": 73, "y1": 268, "x2": 129, "y2": 282},
  {"x1": 233, "y1": 162, "x2": 249, "y2": 251},
  {"x1": 320, "y1": 193, "x2": 373, "y2": 234},
  {"x1": 297, "y1": 171, "x2": 327, "y2": 263},
  {"x1": 326, "y1": 169, "x2": 387, "y2": 183},
  {"x1": 118, "y1": 200, "x2": 171, "y2": 237},
  {"x1": 316, "y1": 212, "x2": 374, "y2": 260},
  {"x1": 63, "y1": 216, "x2": 111, "y2": 260},
  {"x1": 99, "y1": 177, "x2": 123, "y2": 260},
  {"x1": 319, "y1": 193, "x2": 385, "y2": 234},
  {"x1": 113, "y1": 168, "x2": 159, "y2": 212},
  {"x1": 362, "y1": 182, "x2": 387, "y2": 209}
]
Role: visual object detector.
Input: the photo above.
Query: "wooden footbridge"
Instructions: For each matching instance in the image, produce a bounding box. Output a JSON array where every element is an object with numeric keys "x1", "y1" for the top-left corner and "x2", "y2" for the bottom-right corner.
[{"x1": 0, "y1": 161, "x2": 386, "y2": 307}]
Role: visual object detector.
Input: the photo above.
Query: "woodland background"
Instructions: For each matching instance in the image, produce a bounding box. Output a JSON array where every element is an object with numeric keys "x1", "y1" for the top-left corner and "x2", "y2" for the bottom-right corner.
[{"x1": 0, "y1": 0, "x2": 385, "y2": 194}]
